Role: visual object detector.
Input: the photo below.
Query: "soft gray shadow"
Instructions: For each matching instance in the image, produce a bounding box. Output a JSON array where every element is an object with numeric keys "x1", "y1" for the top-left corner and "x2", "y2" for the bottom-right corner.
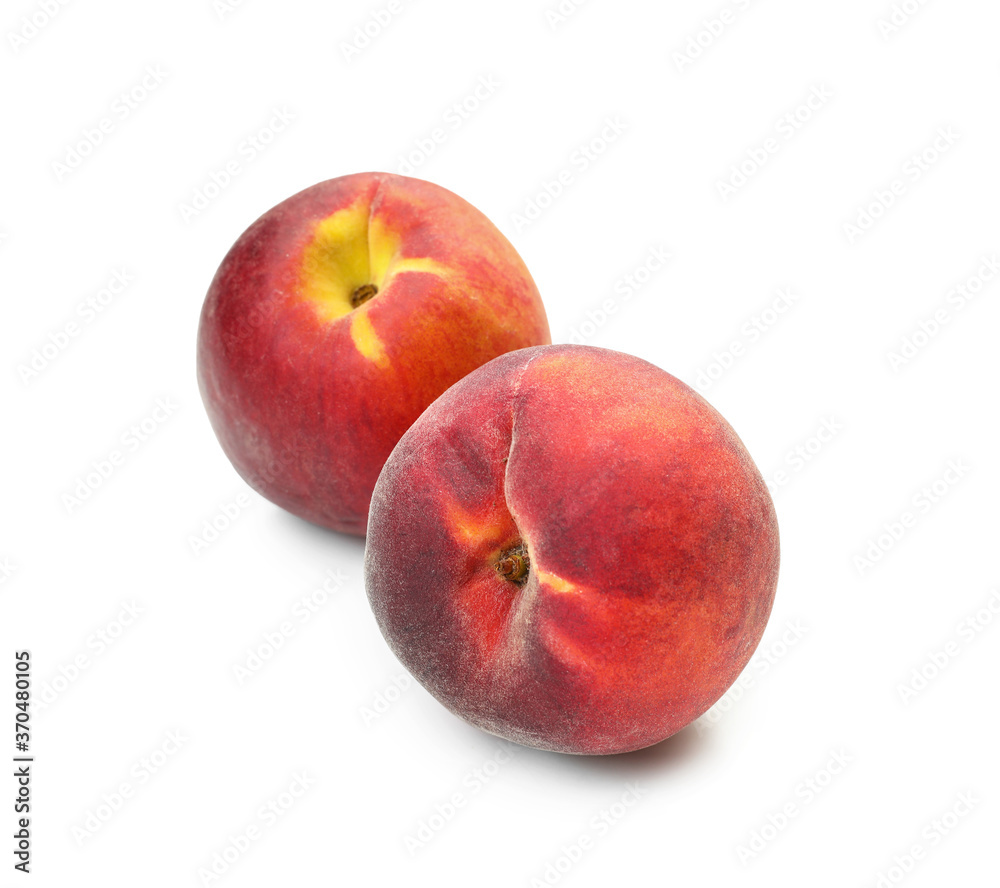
[
  {"x1": 504, "y1": 721, "x2": 712, "y2": 780},
  {"x1": 271, "y1": 506, "x2": 367, "y2": 557}
]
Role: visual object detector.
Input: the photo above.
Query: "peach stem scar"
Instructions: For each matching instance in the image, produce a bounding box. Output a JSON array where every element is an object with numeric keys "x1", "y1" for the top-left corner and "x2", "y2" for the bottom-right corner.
[
  {"x1": 497, "y1": 545, "x2": 530, "y2": 586},
  {"x1": 351, "y1": 283, "x2": 378, "y2": 308}
]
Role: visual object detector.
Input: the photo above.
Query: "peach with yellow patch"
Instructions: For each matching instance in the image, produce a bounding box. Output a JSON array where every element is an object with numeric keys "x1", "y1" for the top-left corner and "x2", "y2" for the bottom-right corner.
[
  {"x1": 365, "y1": 345, "x2": 780, "y2": 755},
  {"x1": 197, "y1": 172, "x2": 550, "y2": 534}
]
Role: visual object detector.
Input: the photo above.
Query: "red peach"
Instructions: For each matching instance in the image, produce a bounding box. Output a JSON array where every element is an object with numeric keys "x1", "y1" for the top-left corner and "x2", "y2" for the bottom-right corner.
[
  {"x1": 365, "y1": 344, "x2": 779, "y2": 754},
  {"x1": 197, "y1": 172, "x2": 550, "y2": 535}
]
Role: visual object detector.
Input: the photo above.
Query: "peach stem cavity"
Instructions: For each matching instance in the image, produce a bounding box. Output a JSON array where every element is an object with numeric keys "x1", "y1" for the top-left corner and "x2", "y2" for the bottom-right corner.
[
  {"x1": 351, "y1": 283, "x2": 378, "y2": 308},
  {"x1": 497, "y1": 543, "x2": 530, "y2": 586}
]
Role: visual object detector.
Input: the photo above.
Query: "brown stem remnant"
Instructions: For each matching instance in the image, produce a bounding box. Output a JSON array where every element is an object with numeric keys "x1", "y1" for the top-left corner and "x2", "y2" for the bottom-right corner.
[
  {"x1": 351, "y1": 283, "x2": 378, "y2": 308},
  {"x1": 497, "y1": 544, "x2": 530, "y2": 586}
]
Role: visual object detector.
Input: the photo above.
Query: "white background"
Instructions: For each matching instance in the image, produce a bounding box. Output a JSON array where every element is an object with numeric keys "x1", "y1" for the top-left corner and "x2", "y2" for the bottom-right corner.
[{"x1": 2, "y1": 0, "x2": 998, "y2": 885}]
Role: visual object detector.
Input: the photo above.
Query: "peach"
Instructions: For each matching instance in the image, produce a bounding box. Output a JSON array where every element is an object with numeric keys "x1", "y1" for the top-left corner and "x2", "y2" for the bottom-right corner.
[
  {"x1": 197, "y1": 172, "x2": 550, "y2": 535},
  {"x1": 365, "y1": 344, "x2": 779, "y2": 754}
]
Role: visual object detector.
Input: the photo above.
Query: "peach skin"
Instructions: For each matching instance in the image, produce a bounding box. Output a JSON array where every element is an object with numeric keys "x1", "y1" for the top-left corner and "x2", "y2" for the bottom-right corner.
[
  {"x1": 365, "y1": 344, "x2": 779, "y2": 754},
  {"x1": 197, "y1": 172, "x2": 550, "y2": 535}
]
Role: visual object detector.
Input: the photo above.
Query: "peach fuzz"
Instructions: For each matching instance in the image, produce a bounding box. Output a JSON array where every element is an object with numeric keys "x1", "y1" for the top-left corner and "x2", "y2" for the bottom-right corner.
[
  {"x1": 365, "y1": 344, "x2": 779, "y2": 754},
  {"x1": 197, "y1": 172, "x2": 550, "y2": 535}
]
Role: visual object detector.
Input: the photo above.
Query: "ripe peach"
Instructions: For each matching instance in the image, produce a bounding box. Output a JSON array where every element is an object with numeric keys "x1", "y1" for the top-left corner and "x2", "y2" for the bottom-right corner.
[
  {"x1": 365, "y1": 345, "x2": 779, "y2": 754},
  {"x1": 197, "y1": 172, "x2": 550, "y2": 535}
]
